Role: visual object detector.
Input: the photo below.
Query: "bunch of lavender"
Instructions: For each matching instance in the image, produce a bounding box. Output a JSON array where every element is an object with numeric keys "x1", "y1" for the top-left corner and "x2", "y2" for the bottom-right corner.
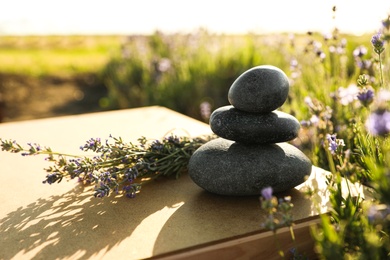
[{"x1": 0, "y1": 134, "x2": 213, "y2": 198}]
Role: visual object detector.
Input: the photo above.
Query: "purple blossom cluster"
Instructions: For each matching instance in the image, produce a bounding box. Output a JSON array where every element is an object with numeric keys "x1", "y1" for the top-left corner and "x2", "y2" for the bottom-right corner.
[
  {"x1": 326, "y1": 134, "x2": 345, "y2": 155},
  {"x1": 365, "y1": 109, "x2": 390, "y2": 136},
  {"x1": 371, "y1": 33, "x2": 385, "y2": 55},
  {"x1": 357, "y1": 88, "x2": 374, "y2": 107}
]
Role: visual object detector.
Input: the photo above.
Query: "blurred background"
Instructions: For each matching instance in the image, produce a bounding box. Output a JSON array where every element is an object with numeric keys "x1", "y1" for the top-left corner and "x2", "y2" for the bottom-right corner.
[
  {"x1": 1, "y1": 0, "x2": 389, "y2": 35},
  {"x1": 0, "y1": 0, "x2": 389, "y2": 123}
]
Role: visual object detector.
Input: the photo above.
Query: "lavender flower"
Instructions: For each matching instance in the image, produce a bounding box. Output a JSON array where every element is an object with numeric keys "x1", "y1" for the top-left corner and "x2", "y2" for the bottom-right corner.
[
  {"x1": 94, "y1": 182, "x2": 111, "y2": 198},
  {"x1": 150, "y1": 140, "x2": 164, "y2": 151},
  {"x1": 365, "y1": 109, "x2": 390, "y2": 136},
  {"x1": 382, "y1": 15, "x2": 390, "y2": 30},
  {"x1": 357, "y1": 88, "x2": 374, "y2": 107},
  {"x1": 80, "y1": 138, "x2": 102, "y2": 152},
  {"x1": 123, "y1": 184, "x2": 139, "y2": 198},
  {"x1": 353, "y1": 46, "x2": 367, "y2": 58},
  {"x1": 165, "y1": 135, "x2": 180, "y2": 145},
  {"x1": 326, "y1": 134, "x2": 345, "y2": 155},
  {"x1": 261, "y1": 186, "x2": 273, "y2": 200},
  {"x1": 356, "y1": 59, "x2": 372, "y2": 70},
  {"x1": 124, "y1": 167, "x2": 138, "y2": 182},
  {"x1": 371, "y1": 33, "x2": 385, "y2": 54}
]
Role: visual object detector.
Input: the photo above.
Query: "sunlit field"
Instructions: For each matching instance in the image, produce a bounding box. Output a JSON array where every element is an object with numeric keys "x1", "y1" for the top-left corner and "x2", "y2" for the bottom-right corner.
[{"x1": 0, "y1": 35, "x2": 122, "y2": 76}]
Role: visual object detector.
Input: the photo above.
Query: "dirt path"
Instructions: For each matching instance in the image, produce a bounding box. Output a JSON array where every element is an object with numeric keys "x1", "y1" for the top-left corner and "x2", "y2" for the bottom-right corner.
[{"x1": 0, "y1": 73, "x2": 108, "y2": 123}]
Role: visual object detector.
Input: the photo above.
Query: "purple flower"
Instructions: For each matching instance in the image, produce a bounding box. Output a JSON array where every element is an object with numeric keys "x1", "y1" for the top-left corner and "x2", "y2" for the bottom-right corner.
[
  {"x1": 123, "y1": 185, "x2": 137, "y2": 198},
  {"x1": 371, "y1": 33, "x2": 383, "y2": 46},
  {"x1": 326, "y1": 134, "x2": 337, "y2": 153},
  {"x1": 382, "y1": 16, "x2": 390, "y2": 30},
  {"x1": 353, "y1": 46, "x2": 367, "y2": 58},
  {"x1": 94, "y1": 183, "x2": 110, "y2": 198},
  {"x1": 165, "y1": 135, "x2": 180, "y2": 145},
  {"x1": 356, "y1": 59, "x2": 372, "y2": 70},
  {"x1": 150, "y1": 140, "x2": 164, "y2": 151},
  {"x1": 124, "y1": 167, "x2": 138, "y2": 182},
  {"x1": 80, "y1": 138, "x2": 102, "y2": 152},
  {"x1": 326, "y1": 134, "x2": 345, "y2": 155},
  {"x1": 371, "y1": 33, "x2": 385, "y2": 54},
  {"x1": 261, "y1": 186, "x2": 273, "y2": 200},
  {"x1": 365, "y1": 109, "x2": 390, "y2": 136},
  {"x1": 357, "y1": 88, "x2": 374, "y2": 107}
]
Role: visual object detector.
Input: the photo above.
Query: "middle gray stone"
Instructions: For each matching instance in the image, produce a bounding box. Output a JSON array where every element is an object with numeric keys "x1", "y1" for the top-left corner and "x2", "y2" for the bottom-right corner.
[{"x1": 210, "y1": 105, "x2": 300, "y2": 144}]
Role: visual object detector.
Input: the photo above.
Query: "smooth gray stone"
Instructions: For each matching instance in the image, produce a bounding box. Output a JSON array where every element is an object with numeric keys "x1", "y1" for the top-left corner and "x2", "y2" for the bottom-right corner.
[
  {"x1": 210, "y1": 105, "x2": 300, "y2": 144},
  {"x1": 188, "y1": 138, "x2": 312, "y2": 196},
  {"x1": 228, "y1": 65, "x2": 290, "y2": 113}
]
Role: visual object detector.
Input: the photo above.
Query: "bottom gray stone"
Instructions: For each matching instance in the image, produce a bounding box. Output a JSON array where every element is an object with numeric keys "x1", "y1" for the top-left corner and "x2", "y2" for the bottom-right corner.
[{"x1": 188, "y1": 138, "x2": 312, "y2": 196}]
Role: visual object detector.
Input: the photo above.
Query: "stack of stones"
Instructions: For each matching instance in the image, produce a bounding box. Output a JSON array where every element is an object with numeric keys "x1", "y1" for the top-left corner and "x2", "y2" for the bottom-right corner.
[{"x1": 188, "y1": 65, "x2": 312, "y2": 196}]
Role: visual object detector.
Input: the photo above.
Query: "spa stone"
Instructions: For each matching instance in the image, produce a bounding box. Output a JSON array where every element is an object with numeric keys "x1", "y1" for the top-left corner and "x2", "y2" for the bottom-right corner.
[
  {"x1": 228, "y1": 65, "x2": 290, "y2": 113},
  {"x1": 209, "y1": 105, "x2": 300, "y2": 144},
  {"x1": 188, "y1": 138, "x2": 312, "y2": 196}
]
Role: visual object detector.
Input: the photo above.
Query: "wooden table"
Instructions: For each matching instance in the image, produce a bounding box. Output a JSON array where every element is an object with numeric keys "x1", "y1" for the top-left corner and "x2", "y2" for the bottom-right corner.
[{"x1": 0, "y1": 106, "x2": 341, "y2": 259}]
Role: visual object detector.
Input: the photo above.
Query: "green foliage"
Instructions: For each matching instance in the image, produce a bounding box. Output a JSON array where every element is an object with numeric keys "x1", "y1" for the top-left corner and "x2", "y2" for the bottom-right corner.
[
  {"x1": 0, "y1": 35, "x2": 121, "y2": 76},
  {"x1": 100, "y1": 31, "x2": 292, "y2": 120},
  {"x1": 300, "y1": 20, "x2": 390, "y2": 258}
]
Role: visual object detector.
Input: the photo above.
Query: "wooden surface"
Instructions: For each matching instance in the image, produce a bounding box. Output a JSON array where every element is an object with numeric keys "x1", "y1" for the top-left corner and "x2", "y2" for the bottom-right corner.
[
  {"x1": 0, "y1": 106, "x2": 337, "y2": 259},
  {"x1": 152, "y1": 216, "x2": 321, "y2": 260}
]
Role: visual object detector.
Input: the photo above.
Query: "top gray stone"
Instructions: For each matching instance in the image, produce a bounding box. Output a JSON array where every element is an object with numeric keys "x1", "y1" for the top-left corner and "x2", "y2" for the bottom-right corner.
[{"x1": 228, "y1": 65, "x2": 290, "y2": 113}]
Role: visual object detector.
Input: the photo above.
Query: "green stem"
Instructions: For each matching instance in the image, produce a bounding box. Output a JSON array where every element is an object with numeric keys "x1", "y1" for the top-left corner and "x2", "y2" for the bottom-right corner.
[
  {"x1": 273, "y1": 232, "x2": 285, "y2": 259},
  {"x1": 35, "y1": 150, "x2": 82, "y2": 158},
  {"x1": 289, "y1": 226, "x2": 296, "y2": 242},
  {"x1": 147, "y1": 148, "x2": 189, "y2": 165},
  {"x1": 379, "y1": 52, "x2": 384, "y2": 88},
  {"x1": 326, "y1": 149, "x2": 337, "y2": 175}
]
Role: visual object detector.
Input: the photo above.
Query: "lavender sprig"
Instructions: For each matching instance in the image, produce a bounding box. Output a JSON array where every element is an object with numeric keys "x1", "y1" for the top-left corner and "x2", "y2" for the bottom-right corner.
[{"x1": 1, "y1": 134, "x2": 214, "y2": 198}]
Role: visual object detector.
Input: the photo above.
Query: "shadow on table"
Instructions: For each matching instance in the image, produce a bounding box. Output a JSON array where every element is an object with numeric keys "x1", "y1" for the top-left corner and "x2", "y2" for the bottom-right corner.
[
  {"x1": 152, "y1": 187, "x2": 314, "y2": 257},
  {"x1": 0, "y1": 180, "x2": 183, "y2": 260}
]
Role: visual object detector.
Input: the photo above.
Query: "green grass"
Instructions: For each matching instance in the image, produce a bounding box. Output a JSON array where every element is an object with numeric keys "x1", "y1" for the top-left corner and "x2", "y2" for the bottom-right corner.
[{"x1": 0, "y1": 35, "x2": 123, "y2": 76}]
